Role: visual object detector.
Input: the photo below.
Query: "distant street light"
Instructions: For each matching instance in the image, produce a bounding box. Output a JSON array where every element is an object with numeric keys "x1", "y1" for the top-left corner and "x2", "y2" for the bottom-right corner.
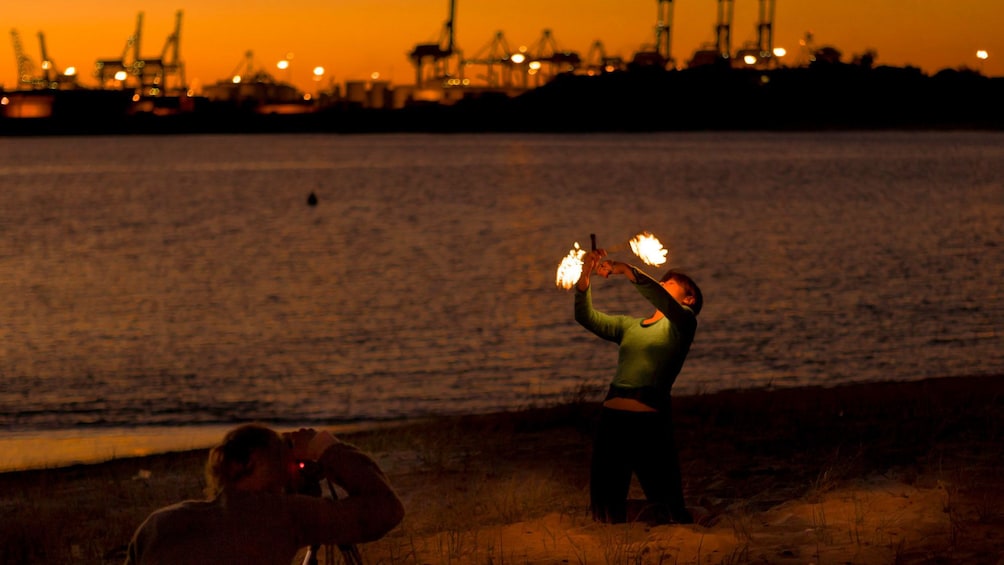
[
  {"x1": 977, "y1": 50, "x2": 989, "y2": 74},
  {"x1": 277, "y1": 52, "x2": 294, "y2": 83}
]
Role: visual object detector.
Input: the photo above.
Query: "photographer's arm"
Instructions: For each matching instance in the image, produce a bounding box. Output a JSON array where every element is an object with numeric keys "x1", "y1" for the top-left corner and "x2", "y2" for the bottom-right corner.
[{"x1": 292, "y1": 433, "x2": 405, "y2": 545}]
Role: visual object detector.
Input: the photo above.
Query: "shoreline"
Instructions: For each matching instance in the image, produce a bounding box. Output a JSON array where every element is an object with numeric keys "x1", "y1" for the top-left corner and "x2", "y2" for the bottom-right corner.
[{"x1": 2, "y1": 372, "x2": 999, "y2": 474}]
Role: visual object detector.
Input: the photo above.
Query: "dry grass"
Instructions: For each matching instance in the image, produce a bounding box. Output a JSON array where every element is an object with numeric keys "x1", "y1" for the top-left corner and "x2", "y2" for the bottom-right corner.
[{"x1": 1, "y1": 375, "x2": 1002, "y2": 564}]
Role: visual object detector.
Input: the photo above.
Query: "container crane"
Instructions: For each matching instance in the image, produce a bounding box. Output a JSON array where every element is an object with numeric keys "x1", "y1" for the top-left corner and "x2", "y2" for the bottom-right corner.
[
  {"x1": 735, "y1": 0, "x2": 776, "y2": 68},
  {"x1": 221, "y1": 50, "x2": 279, "y2": 85},
  {"x1": 93, "y1": 11, "x2": 186, "y2": 96},
  {"x1": 409, "y1": 0, "x2": 462, "y2": 87},
  {"x1": 38, "y1": 32, "x2": 57, "y2": 84},
  {"x1": 203, "y1": 50, "x2": 302, "y2": 108},
  {"x1": 95, "y1": 12, "x2": 143, "y2": 90},
  {"x1": 137, "y1": 10, "x2": 186, "y2": 95},
  {"x1": 630, "y1": 0, "x2": 675, "y2": 69},
  {"x1": 585, "y1": 40, "x2": 624, "y2": 75},
  {"x1": 11, "y1": 29, "x2": 41, "y2": 88},
  {"x1": 9, "y1": 29, "x2": 77, "y2": 89},
  {"x1": 462, "y1": 31, "x2": 519, "y2": 88},
  {"x1": 39, "y1": 32, "x2": 79, "y2": 88},
  {"x1": 687, "y1": 0, "x2": 734, "y2": 68},
  {"x1": 526, "y1": 29, "x2": 581, "y2": 86}
]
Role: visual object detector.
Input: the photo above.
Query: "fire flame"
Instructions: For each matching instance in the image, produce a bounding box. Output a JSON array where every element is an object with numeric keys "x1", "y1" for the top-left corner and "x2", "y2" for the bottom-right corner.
[
  {"x1": 629, "y1": 232, "x2": 668, "y2": 266},
  {"x1": 555, "y1": 242, "x2": 586, "y2": 289}
]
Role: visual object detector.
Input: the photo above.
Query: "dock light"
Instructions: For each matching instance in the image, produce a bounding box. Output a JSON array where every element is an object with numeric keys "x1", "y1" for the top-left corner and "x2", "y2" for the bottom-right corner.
[
  {"x1": 312, "y1": 66, "x2": 325, "y2": 81},
  {"x1": 510, "y1": 53, "x2": 526, "y2": 64},
  {"x1": 232, "y1": 75, "x2": 241, "y2": 84},
  {"x1": 1, "y1": 96, "x2": 9, "y2": 105},
  {"x1": 371, "y1": 72, "x2": 380, "y2": 80},
  {"x1": 64, "y1": 67, "x2": 77, "y2": 77},
  {"x1": 114, "y1": 71, "x2": 128, "y2": 81},
  {"x1": 277, "y1": 59, "x2": 290, "y2": 70},
  {"x1": 528, "y1": 61, "x2": 542, "y2": 71},
  {"x1": 977, "y1": 50, "x2": 989, "y2": 61},
  {"x1": 743, "y1": 54, "x2": 758, "y2": 65},
  {"x1": 773, "y1": 47, "x2": 787, "y2": 58}
]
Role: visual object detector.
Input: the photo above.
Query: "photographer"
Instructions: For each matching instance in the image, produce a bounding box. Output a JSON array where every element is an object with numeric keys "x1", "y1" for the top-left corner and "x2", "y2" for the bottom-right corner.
[{"x1": 125, "y1": 424, "x2": 404, "y2": 564}]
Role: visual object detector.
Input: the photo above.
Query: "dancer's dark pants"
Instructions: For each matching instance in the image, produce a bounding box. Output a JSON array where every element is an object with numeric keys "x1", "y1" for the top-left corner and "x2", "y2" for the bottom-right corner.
[{"x1": 589, "y1": 406, "x2": 690, "y2": 523}]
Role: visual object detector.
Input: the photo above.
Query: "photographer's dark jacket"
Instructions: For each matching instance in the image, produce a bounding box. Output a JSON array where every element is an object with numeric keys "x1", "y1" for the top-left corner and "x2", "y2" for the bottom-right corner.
[{"x1": 126, "y1": 441, "x2": 403, "y2": 565}]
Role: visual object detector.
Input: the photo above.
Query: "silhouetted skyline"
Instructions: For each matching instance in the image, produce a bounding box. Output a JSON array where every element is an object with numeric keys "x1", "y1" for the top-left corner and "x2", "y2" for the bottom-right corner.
[{"x1": 4, "y1": 1, "x2": 1001, "y2": 93}]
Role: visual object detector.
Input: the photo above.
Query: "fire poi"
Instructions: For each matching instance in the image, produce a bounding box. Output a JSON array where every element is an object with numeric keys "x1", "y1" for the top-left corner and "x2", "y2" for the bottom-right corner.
[
  {"x1": 555, "y1": 232, "x2": 669, "y2": 289},
  {"x1": 555, "y1": 242, "x2": 586, "y2": 290},
  {"x1": 629, "y1": 231, "x2": 668, "y2": 266}
]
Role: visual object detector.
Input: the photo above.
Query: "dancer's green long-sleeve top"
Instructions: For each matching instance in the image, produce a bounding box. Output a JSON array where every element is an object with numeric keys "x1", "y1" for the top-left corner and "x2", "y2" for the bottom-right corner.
[{"x1": 575, "y1": 266, "x2": 697, "y2": 395}]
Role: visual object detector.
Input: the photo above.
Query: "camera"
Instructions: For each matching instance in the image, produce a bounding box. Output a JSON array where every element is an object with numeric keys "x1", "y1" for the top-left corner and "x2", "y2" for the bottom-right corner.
[{"x1": 292, "y1": 459, "x2": 325, "y2": 496}]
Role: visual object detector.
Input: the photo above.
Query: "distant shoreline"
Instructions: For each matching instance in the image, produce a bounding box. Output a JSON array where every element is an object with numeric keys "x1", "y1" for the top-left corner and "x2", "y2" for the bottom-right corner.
[{"x1": 4, "y1": 65, "x2": 1003, "y2": 136}]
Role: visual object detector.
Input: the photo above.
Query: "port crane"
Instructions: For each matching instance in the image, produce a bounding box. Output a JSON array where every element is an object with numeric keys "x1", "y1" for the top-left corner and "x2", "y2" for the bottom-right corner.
[
  {"x1": 227, "y1": 50, "x2": 282, "y2": 85},
  {"x1": 526, "y1": 29, "x2": 581, "y2": 85},
  {"x1": 10, "y1": 29, "x2": 77, "y2": 89},
  {"x1": 735, "y1": 0, "x2": 776, "y2": 68},
  {"x1": 409, "y1": 0, "x2": 462, "y2": 87},
  {"x1": 11, "y1": 29, "x2": 42, "y2": 88},
  {"x1": 630, "y1": 0, "x2": 675, "y2": 69},
  {"x1": 687, "y1": 0, "x2": 734, "y2": 68},
  {"x1": 94, "y1": 13, "x2": 142, "y2": 89},
  {"x1": 138, "y1": 9, "x2": 186, "y2": 95},
  {"x1": 94, "y1": 11, "x2": 186, "y2": 96},
  {"x1": 201, "y1": 50, "x2": 303, "y2": 107},
  {"x1": 585, "y1": 40, "x2": 625, "y2": 75},
  {"x1": 462, "y1": 31, "x2": 519, "y2": 88}
]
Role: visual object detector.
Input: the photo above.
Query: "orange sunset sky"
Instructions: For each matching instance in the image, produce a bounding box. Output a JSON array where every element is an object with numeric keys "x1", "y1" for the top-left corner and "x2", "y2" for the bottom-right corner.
[{"x1": 3, "y1": 0, "x2": 1002, "y2": 93}]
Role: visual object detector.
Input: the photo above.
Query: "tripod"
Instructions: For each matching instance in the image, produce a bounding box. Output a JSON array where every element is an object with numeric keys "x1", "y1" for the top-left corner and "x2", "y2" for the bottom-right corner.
[{"x1": 301, "y1": 476, "x2": 364, "y2": 565}]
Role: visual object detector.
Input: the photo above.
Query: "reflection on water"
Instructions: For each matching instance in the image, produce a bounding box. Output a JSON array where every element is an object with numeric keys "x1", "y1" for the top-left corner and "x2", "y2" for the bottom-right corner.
[
  {"x1": 0, "y1": 132, "x2": 1001, "y2": 470},
  {"x1": 0, "y1": 427, "x2": 229, "y2": 472},
  {"x1": 0, "y1": 422, "x2": 393, "y2": 472}
]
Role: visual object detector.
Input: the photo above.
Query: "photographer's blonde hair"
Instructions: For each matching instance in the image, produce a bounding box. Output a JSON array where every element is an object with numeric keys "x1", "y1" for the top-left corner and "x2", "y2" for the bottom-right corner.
[{"x1": 204, "y1": 423, "x2": 285, "y2": 497}]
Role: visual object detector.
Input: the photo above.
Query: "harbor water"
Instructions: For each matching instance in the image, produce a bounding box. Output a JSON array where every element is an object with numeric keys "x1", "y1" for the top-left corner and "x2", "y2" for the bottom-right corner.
[{"x1": 1, "y1": 131, "x2": 1001, "y2": 470}]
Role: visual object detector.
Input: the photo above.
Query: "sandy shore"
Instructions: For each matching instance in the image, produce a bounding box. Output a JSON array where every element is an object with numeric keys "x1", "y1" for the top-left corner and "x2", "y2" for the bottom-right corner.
[{"x1": 2, "y1": 374, "x2": 1002, "y2": 564}]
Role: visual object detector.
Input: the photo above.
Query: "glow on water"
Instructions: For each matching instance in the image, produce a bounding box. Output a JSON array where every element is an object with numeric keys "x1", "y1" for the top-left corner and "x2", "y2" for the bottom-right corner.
[{"x1": 0, "y1": 132, "x2": 1001, "y2": 469}]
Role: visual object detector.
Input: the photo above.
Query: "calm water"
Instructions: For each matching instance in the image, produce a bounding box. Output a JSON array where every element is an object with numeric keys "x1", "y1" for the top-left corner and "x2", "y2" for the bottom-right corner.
[{"x1": 1, "y1": 132, "x2": 1002, "y2": 467}]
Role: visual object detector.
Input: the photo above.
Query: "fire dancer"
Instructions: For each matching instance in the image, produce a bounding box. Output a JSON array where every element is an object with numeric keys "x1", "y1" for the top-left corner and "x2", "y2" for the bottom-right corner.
[
  {"x1": 574, "y1": 248, "x2": 702, "y2": 525},
  {"x1": 125, "y1": 424, "x2": 403, "y2": 564}
]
